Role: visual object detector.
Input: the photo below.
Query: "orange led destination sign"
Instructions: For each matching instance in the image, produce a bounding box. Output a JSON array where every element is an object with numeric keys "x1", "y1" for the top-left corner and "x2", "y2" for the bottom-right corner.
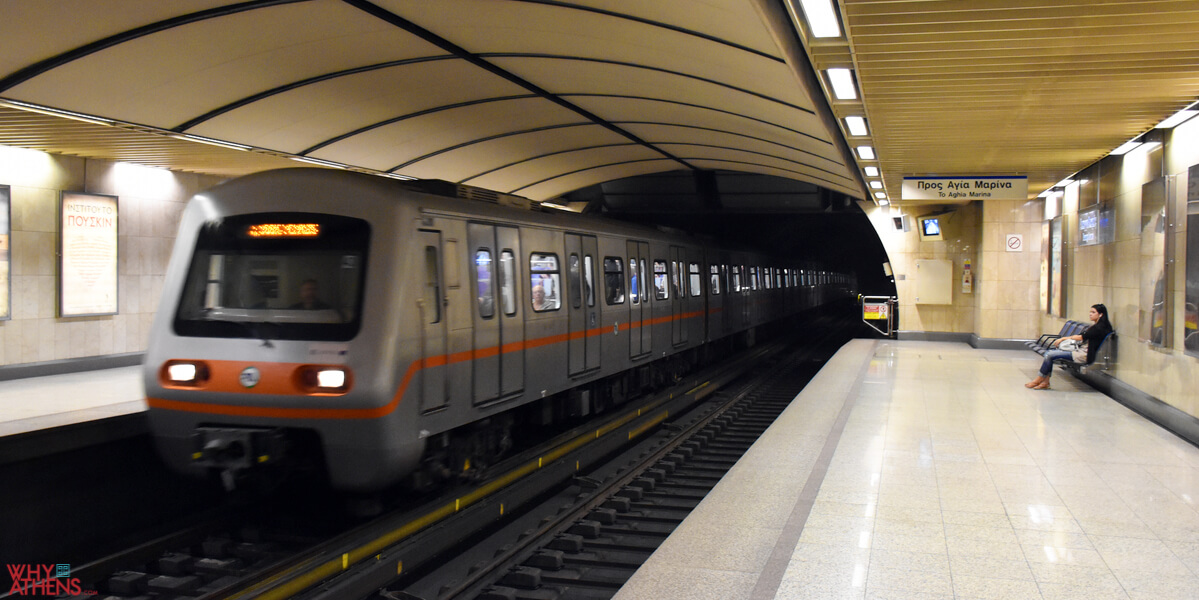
[{"x1": 247, "y1": 223, "x2": 320, "y2": 238}]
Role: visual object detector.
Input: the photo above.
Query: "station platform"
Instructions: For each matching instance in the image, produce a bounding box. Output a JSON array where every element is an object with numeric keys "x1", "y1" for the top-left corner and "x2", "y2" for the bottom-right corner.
[
  {"x1": 0, "y1": 366, "x2": 144, "y2": 438},
  {"x1": 615, "y1": 339, "x2": 1199, "y2": 600}
]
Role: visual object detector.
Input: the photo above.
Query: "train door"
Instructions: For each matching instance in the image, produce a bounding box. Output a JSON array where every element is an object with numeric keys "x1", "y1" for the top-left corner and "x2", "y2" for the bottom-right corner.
[
  {"x1": 565, "y1": 233, "x2": 600, "y2": 376},
  {"x1": 626, "y1": 240, "x2": 650, "y2": 358},
  {"x1": 418, "y1": 230, "x2": 448, "y2": 413},
  {"x1": 670, "y1": 246, "x2": 686, "y2": 346},
  {"x1": 496, "y1": 227, "x2": 524, "y2": 396},
  {"x1": 468, "y1": 224, "x2": 524, "y2": 404}
]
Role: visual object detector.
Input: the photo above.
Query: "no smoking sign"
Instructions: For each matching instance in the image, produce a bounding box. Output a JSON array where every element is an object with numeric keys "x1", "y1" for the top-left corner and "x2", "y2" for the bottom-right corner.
[{"x1": 1006, "y1": 234, "x2": 1023, "y2": 252}]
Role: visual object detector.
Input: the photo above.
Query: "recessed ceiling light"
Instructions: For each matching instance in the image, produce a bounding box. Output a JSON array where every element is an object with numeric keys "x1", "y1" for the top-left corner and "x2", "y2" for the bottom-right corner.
[
  {"x1": 1110, "y1": 141, "x2": 1142, "y2": 155},
  {"x1": 869, "y1": 180, "x2": 883, "y2": 189},
  {"x1": 827, "y1": 68, "x2": 857, "y2": 100},
  {"x1": 874, "y1": 192, "x2": 887, "y2": 199},
  {"x1": 864, "y1": 166, "x2": 879, "y2": 177},
  {"x1": 798, "y1": 0, "x2": 841, "y2": 38},
  {"x1": 845, "y1": 116, "x2": 868, "y2": 136},
  {"x1": 879, "y1": 199, "x2": 889, "y2": 206},
  {"x1": 1156, "y1": 103, "x2": 1199, "y2": 129},
  {"x1": 856, "y1": 145, "x2": 875, "y2": 160}
]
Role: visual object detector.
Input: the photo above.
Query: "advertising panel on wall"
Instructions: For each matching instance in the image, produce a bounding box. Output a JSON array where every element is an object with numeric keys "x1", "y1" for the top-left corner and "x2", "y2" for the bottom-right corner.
[
  {"x1": 0, "y1": 185, "x2": 9, "y2": 320},
  {"x1": 1050, "y1": 217, "x2": 1065, "y2": 317},
  {"x1": 1186, "y1": 165, "x2": 1199, "y2": 354},
  {"x1": 59, "y1": 192, "x2": 119, "y2": 317}
]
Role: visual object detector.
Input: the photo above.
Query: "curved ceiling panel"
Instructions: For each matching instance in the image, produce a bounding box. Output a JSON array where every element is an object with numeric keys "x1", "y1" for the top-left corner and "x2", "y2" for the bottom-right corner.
[
  {"x1": 400, "y1": 125, "x2": 630, "y2": 183},
  {"x1": 570, "y1": 97, "x2": 841, "y2": 163},
  {"x1": 309, "y1": 96, "x2": 584, "y2": 171},
  {"x1": 0, "y1": 0, "x2": 863, "y2": 201},
  {"x1": 8, "y1": 1, "x2": 432, "y2": 127},
  {"x1": 656, "y1": 144, "x2": 857, "y2": 196},
  {"x1": 489, "y1": 56, "x2": 816, "y2": 133},
  {"x1": 186, "y1": 59, "x2": 530, "y2": 153},
  {"x1": 564, "y1": 0, "x2": 782, "y2": 57},
  {"x1": 515, "y1": 159, "x2": 684, "y2": 200},
  {"x1": 375, "y1": 0, "x2": 800, "y2": 103},
  {"x1": 0, "y1": 0, "x2": 234, "y2": 77},
  {"x1": 466, "y1": 145, "x2": 664, "y2": 194}
]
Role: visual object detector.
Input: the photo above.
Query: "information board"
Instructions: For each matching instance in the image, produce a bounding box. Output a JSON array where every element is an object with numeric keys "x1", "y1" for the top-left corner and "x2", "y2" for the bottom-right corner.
[
  {"x1": 60, "y1": 192, "x2": 119, "y2": 316},
  {"x1": 902, "y1": 176, "x2": 1028, "y2": 201}
]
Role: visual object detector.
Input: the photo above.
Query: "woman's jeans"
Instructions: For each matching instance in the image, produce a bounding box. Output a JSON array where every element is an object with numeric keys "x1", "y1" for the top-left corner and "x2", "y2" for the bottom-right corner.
[{"x1": 1040, "y1": 350, "x2": 1074, "y2": 376}]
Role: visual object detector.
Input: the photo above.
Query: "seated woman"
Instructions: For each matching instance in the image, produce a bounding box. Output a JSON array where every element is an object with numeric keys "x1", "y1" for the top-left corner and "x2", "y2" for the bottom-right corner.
[{"x1": 1026, "y1": 303, "x2": 1113, "y2": 390}]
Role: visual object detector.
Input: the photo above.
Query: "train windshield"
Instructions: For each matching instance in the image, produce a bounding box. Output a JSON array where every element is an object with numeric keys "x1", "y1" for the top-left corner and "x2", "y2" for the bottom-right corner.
[{"x1": 173, "y1": 213, "x2": 369, "y2": 342}]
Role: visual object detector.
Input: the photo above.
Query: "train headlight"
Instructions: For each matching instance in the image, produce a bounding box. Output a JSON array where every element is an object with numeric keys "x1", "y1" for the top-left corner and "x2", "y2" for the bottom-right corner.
[
  {"x1": 160, "y1": 360, "x2": 210, "y2": 388},
  {"x1": 297, "y1": 365, "x2": 352, "y2": 395},
  {"x1": 317, "y1": 369, "x2": 345, "y2": 389}
]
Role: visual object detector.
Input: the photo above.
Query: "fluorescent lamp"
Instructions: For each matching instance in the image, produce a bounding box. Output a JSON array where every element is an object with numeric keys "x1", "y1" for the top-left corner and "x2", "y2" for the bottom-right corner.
[
  {"x1": 798, "y1": 0, "x2": 841, "y2": 38},
  {"x1": 1056, "y1": 178, "x2": 1075, "y2": 187},
  {"x1": 874, "y1": 192, "x2": 886, "y2": 199},
  {"x1": 1038, "y1": 189, "x2": 1053, "y2": 198},
  {"x1": 292, "y1": 156, "x2": 347, "y2": 169},
  {"x1": 177, "y1": 134, "x2": 250, "y2": 151},
  {"x1": 856, "y1": 145, "x2": 875, "y2": 159},
  {"x1": 878, "y1": 199, "x2": 889, "y2": 206},
  {"x1": 869, "y1": 180, "x2": 883, "y2": 189},
  {"x1": 1156, "y1": 103, "x2": 1198, "y2": 129},
  {"x1": 1110, "y1": 141, "x2": 1142, "y2": 155},
  {"x1": 827, "y1": 68, "x2": 858, "y2": 100},
  {"x1": 864, "y1": 166, "x2": 879, "y2": 177},
  {"x1": 2, "y1": 99, "x2": 114, "y2": 126},
  {"x1": 845, "y1": 115, "x2": 868, "y2": 136}
]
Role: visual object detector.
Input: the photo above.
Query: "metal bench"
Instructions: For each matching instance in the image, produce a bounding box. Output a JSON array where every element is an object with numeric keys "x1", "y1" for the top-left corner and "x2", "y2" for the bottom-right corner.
[{"x1": 1026, "y1": 320, "x2": 1084, "y2": 356}]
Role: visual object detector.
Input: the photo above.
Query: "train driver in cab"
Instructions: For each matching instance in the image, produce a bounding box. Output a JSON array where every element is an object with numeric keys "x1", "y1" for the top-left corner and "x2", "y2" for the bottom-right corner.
[{"x1": 291, "y1": 278, "x2": 332, "y2": 310}]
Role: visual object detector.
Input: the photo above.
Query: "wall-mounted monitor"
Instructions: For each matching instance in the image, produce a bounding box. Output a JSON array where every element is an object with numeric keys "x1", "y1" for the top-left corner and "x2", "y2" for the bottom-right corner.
[{"x1": 918, "y1": 216, "x2": 944, "y2": 241}]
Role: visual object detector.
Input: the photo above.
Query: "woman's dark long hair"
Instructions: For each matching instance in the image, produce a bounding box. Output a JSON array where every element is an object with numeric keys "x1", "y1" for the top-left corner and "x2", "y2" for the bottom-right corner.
[{"x1": 1092, "y1": 303, "x2": 1113, "y2": 331}]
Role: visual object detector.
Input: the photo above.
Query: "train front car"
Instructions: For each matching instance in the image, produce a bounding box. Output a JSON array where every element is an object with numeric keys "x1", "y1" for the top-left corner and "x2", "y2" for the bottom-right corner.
[{"x1": 145, "y1": 169, "x2": 420, "y2": 492}]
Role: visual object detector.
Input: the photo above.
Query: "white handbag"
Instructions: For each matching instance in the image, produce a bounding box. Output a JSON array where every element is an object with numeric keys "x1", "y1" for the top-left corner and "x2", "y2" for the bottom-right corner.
[{"x1": 1058, "y1": 339, "x2": 1079, "y2": 351}]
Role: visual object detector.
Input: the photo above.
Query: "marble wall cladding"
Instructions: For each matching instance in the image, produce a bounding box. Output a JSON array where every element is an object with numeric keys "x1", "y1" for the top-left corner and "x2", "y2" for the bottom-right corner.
[
  {"x1": 0, "y1": 152, "x2": 224, "y2": 366},
  {"x1": 862, "y1": 201, "x2": 981, "y2": 334}
]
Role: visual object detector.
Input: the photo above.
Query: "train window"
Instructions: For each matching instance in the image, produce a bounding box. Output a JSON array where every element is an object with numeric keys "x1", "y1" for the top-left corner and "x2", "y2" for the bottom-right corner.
[
  {"x1": 629, "y1": 258, "x2": 639, "y2": 304},
  {"x1": 476, "y1": 250, "x2": 494, "y2": 319},
  {"x1": 174, "y1": 213, "x2": 369, "y2": 342},
  {"x1": 530, "y1": 253, "x2": 560, "y2": 312},
  {"x1": 732, "y1": 266, "x2": 742, "y2": 292},
  {"x1": 688, "y1": 263, "x2": 701, "y2": 296},
  {"x1": 764, "y1": 268, "x2": 772, "y2": 290},
  {"x1": 653, "y1": 260, "x2": 669, "y2": 300},
  {"x1": 568, "y1": 254, "x2": 582, "y2": 309},
  {"x1": 710, "y1": 264, "x2": 721, "y2": 295},
  {"x1": 425, "y1": 246, "x2": 441, "y2": 324},
  {"x1": 671, "y1": 261, "x2": 682, "y2": 298},
  {"x1": 584, "y1": 255, "x2": 595, "y2": 307},
  {"x1": 640, "y1": 260, "x2": 648, "y2": 303},
  {"x1": 603, "y1": 257, "x2": 625, "y2": 305},
  {"x1": 499, "y1": 250, "x2": 516, "y2": 316}
]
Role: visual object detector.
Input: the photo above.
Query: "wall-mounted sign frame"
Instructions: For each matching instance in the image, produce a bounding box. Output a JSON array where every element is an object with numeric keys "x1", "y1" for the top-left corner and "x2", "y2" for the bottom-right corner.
[
  {"x1": 0, "y1": 184, "x2": 10, "y2": 321},
  {"x1": 59, "y1": 191, "x2": 119, "y2": 317},
  {"x1": 902, "y1": 176, "x2": 1028, "y2": 201}
]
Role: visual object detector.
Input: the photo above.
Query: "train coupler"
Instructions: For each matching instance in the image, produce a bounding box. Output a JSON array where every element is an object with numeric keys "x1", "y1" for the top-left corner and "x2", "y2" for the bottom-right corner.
[{"x1": 191, "y1": 427, "x2": 288, "y2": 491}]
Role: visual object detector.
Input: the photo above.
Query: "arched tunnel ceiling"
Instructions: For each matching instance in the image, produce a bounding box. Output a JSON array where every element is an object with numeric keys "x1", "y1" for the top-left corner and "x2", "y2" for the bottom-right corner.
[{"x1": 0, "y1": 0, "x2": 863, "y2": 202}]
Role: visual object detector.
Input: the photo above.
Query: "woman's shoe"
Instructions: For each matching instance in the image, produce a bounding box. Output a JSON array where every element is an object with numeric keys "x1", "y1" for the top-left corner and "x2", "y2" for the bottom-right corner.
[
  {"x1": 1032, "y1": 380, "x2": 1050, "y2": 390},
  {"x1": 1025, "y1": 376, "x2": 1045, "y2": 388}
]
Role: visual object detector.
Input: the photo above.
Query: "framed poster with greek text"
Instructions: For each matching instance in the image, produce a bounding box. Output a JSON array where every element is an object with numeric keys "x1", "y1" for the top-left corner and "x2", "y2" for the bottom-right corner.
[
  {"x1": 0, "y1": 184, "x2": 10, "y2": 321},
  {"x1": 59, "y1": 192, "x2": 119, "y2": 317}
]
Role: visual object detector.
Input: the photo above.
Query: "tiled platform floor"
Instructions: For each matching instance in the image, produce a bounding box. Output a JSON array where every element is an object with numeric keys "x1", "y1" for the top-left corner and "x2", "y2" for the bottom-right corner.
[
  {"x1": 615, "y1": 339, "x2": 1199, "y2": 600},
  {"x1": 0, "y1": 366, "x2": 144, "y2": 436}
]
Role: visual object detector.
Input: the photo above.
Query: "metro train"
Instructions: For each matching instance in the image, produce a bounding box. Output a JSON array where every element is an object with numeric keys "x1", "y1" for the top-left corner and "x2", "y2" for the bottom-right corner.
[{"x1": 145, "y1": 169, "x2": 852, "y2": 491}]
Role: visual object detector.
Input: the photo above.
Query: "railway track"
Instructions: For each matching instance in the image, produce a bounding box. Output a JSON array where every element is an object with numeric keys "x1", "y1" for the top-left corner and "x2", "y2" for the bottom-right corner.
[
  {"x1": 384, "y1": 331, "x2": 841, "y2": 600},
  {"x1": 25, "y1": 320, "x2": 847, "y2": 600}
]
